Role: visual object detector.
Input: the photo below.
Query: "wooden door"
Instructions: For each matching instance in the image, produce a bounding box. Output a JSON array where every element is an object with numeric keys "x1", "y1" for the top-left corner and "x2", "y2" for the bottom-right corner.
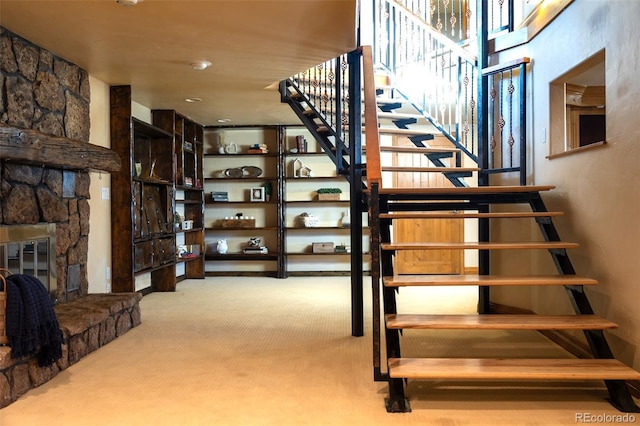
[{"x1": 392, "y1": 136, "x2": 463, "y2": 274}]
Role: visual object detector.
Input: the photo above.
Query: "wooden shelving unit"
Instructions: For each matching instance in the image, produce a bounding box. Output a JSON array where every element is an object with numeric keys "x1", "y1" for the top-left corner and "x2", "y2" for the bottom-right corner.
[
  {"x1": 109, "y1": 86, "x2": 206, "y2": 293},
  {"x1": 152, "y1": 109, "x2": 206, "y2": 282},
  {"x1": 110, "y1": 86, "x2": 176, "y2": 292},
  {"x1": 202, "y1": 125, "x2": 369, "y2": 277}
]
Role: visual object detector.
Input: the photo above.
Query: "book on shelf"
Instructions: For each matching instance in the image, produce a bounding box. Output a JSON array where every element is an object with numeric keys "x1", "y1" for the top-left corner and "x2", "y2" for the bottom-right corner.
[
  {"x1": 248, "y1": 143, "x2": 268, "y2": 154},
  {"x1": 296, "y1": 135, "x2": 308, "y2": 153},
  {"x1": 211, "y1": 192, "x2": 229, "y2": 202},
  {"x1": 243, "y1": 246, "x2": 269, "y2": 255}
]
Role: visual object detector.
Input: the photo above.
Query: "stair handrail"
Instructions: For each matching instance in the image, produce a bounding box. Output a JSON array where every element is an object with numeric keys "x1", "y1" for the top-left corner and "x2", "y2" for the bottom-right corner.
[{"x1": 362, "y1": 45, "x2": 382, "y2": 186}]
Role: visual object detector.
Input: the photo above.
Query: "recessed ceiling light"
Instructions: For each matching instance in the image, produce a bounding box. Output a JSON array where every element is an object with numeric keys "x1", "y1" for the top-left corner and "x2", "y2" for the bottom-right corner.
[
  {"x1": 190, "y1": 61, "x2": 212, "y2": 71},
  {"x1": 217, "y1": 119, "x2": 231, "y2": 123},
  {"x1": 185, "y1": 97, "x2": 203, "y2": 103},
  {"x1": 116, "y1": 0, "x2": 143, "y2": 6}
]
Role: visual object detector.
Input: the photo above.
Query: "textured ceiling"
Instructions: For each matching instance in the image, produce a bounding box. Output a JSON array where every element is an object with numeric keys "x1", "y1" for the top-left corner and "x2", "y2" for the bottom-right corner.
[{"x1": 0, "y1": 0, "x2": 357, "y2": 126}]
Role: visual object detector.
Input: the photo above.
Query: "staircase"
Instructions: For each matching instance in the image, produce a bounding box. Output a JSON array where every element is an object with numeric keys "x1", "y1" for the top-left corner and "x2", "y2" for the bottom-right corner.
[
  {"x1": 368, "y1": 182, "x2": 640, "y2": 413},
  {"x1": 279, "y1": 0, "x2": 640, "y2": 413},
  {"x1": 281, "y1": 50, "x2": 640, "y2": 413}
]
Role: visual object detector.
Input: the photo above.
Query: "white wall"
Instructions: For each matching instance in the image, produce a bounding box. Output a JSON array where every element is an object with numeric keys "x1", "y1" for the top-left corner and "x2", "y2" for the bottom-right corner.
[
  {"x1": 491, "y1": 1, "x2": 640, "y2": 370},
  {"x1": 87, "y1": 76, "x2": 112, "y2": 293},
  {"x1": 85, "y1": 82, "x2": 174, "y2": 293}
]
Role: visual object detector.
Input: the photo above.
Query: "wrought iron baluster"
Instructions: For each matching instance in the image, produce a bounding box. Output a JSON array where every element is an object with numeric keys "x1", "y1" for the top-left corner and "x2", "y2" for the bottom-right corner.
[
  {"x1": 508, "y1": 69, "x2": 515, "y2": 168},
  {"x1": 498, "y1": 73, "x2": 505, "y2": 169},
  {"x1": 489, "y1": 76, "x2": 497, "y2": 167}
]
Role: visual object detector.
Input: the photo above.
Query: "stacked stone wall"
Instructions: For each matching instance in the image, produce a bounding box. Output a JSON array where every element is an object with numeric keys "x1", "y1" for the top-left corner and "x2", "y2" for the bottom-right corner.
[{"x1": 0, "y1": 26, "x2": 92, "y2": 302}]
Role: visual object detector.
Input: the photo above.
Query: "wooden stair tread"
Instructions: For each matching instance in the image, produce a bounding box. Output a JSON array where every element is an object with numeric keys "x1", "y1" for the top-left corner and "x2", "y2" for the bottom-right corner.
[
  {"x1": 381, "y1": 241, "x2": 579, "y2": 250},
  {"x1": 388, "y1": 358, "x2": 640, "y2": 381},
  {"x1": 385, "y1": 314, "x2": 617, "y2": 330},
  {"x1": 372, "y1": 185, "x2": 555, "y2": 195},
  {"x1": 381, "y1": 166, "x2": 479, "y2": 173},
  {"x1": 383, "y1": 274, "x2": 598, "y2": 287},
  {"x1": 380, "y1": 146, "x2": 459, "y2": 154},
  {"x1": 380, "y1": 211, "x2": 564, "y2": 219}
]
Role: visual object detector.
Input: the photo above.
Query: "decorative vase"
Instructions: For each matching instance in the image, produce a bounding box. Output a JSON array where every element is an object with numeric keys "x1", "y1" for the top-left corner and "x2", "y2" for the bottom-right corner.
[
  {"x1": 341, "y1": 209, "x2": 351, "y2": 228},
  {"x1": 216, "y1": 239, "x2": 228, "y2": 254}
]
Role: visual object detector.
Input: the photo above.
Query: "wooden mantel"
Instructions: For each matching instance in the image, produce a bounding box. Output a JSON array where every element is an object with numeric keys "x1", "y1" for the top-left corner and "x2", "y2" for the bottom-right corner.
[{"x1": 0, "y1": 124, "x2": 121, "y2": 173}]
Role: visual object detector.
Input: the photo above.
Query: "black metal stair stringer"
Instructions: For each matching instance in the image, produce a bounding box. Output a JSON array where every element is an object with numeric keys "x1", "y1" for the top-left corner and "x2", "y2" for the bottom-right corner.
[
  {"x1": 407, "y1": 134, "x2": 469, "y2": 188},
  {"x1": 279, "y1": 80, "x2": 352, "y2": 180},
  {"x1": 374, "y1": 188, "x2": 640, "y2": 413},
  {"x1": 376, "y1": 186, "x2": 411, "y2": 413},
  {"x1": 529, "y1": 193, "x2": 640, "y2": 413}
]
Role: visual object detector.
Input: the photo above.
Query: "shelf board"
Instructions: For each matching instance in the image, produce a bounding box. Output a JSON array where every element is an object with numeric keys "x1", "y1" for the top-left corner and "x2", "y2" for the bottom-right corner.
[
  {"x1": 176, "y1": 199, "x2": 203, "y2": 205},
  {"x1": 205, "y1": 201, "x2": 276, "y2": 205},
  {"x1": 286, "y1": 226, "x2": 351, "y2": 230},
  {"x1": 206, "y1": 226, "x2": 278, "y2": 231},
  {"x1": 175, "y1": 227, "x2": 204, "y2": 234},
  {"x1": 133, "y1": 117, "x2": 173, "y2": 138},
  {"x1": 285, "y1": 200, "x2": 350, "y2": 203},
  {"x1": 133, "y1": 176, "x2": 172, "y2": 185},
  {"x1": 133, "y1": 233, "x2": 174, "y2": 243},
  {"x1": 205, "y1": 253, "x2": 278, "y2": 261},
  {"x1": 285, "y1": 176, "x2": 345, "y2": 180},
  {"x1": 284, "y1": 152, "x2": 327, "y2": 156},
  {"x1": 134, "y1": 261, "x2": 175, "y2": 276},
  {"x1": 176, "y1": 185, "x2": 203, "y2": 191},
  {"x1": 204, "y1": 153, "x2": 278, "y2": 158},
  {"x1": 205, "y1": 177, "x2": 274, "y2": 182},
  {"x1": 286, "y1": 252, "x2": 352, "y2": 256}
]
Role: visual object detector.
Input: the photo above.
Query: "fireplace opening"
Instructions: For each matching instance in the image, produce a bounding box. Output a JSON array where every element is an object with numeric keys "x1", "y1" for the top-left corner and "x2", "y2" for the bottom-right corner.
[{"x1": 0, "y1": 224, "x2": 57, "y2": 304}]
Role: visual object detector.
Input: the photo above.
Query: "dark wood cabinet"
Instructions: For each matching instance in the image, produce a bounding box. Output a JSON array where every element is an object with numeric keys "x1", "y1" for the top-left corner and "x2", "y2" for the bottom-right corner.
[
  {"x1": 110, "y1": 86, "x2": 205, "y2": 292},
  {"x1": 152, "y1": 109, "x2": 205, "y2": 282}
]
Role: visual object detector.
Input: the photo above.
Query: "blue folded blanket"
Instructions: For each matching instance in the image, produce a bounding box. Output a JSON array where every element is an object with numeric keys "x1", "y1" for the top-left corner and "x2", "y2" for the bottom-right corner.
[{"x1": 3, "y1": 274, "x2": 63, "y2": 367}]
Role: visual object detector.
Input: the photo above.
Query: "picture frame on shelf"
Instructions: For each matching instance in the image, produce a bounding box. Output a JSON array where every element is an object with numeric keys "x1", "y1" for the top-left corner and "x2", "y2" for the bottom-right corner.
[{"x1": 250, "y1": 187, "x2": 265, "y2": 202}]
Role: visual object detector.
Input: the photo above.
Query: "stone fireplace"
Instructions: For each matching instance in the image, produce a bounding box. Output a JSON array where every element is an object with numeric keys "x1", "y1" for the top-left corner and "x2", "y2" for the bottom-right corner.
[
  {"x1": 0, "y1": 166, "x2": 92, "y2": 303},
  {"x1": 0, "y1": 27, "x2": 139, "y2": 408},
  {"x1": 1, "y1": 26, "x2": 94, "y2": 303}
]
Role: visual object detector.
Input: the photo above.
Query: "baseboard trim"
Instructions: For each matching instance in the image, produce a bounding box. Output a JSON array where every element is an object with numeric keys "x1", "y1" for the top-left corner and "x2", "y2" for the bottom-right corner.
[{"x1": 489, "y1": 302, "x2": 640, "y2": 398}]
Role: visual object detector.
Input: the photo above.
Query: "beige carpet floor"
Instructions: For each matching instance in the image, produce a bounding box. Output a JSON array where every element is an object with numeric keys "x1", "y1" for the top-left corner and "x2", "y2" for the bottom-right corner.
[{"x1": 0, "y1": 276, "x2": 635, "y2": 426}]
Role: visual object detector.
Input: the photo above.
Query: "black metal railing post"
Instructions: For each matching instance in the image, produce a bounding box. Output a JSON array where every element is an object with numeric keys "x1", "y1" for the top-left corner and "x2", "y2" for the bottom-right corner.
[
  {"x1": 477, "y1": 0, "x2": 491, "y2": 313},
  {"x1": 348, "y1": 49, "x2": 365, "y2": 338}
]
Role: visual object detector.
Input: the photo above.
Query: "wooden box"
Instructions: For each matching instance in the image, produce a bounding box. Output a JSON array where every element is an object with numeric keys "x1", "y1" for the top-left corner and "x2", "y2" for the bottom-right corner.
[
  {"x1": 317, "y1": 193, "x2": 341, "y2": 201},
  {"x1": 312, "y1": 242, "x2": 335, "y2": 253},
  {"x1": 220, "y1": 218, "x2": 256, "y2": 228}
]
